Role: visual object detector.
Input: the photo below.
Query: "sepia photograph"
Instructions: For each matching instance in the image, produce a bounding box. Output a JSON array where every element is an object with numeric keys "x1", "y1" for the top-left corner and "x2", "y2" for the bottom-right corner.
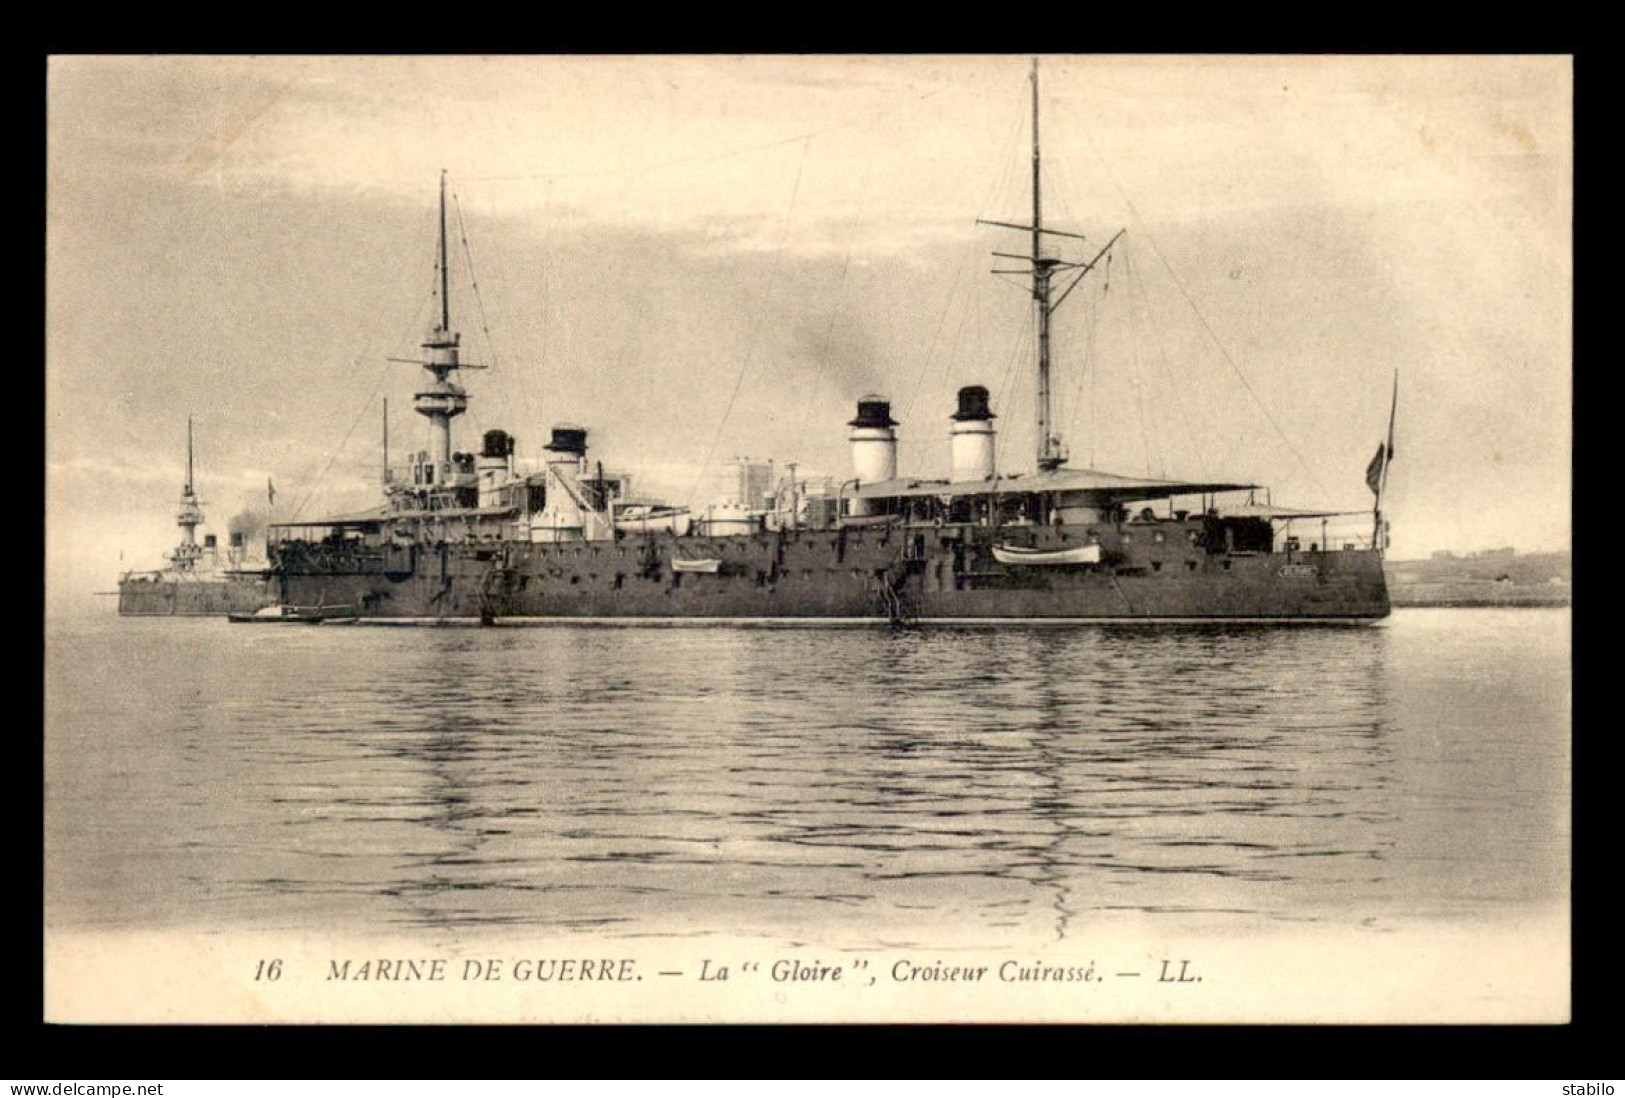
[{"x1": 44, "y1": 54, "x2": 1571, "y2": 1024}]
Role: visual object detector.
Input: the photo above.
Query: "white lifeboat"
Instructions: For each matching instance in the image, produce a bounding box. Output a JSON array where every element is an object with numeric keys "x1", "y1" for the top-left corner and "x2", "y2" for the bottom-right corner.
[
  {"x1": 671, "y1": 558, "x2": 723, "y2": 574},
  {"x1": 991, "y1": 543, "x2": 1102, "y2": 566}
]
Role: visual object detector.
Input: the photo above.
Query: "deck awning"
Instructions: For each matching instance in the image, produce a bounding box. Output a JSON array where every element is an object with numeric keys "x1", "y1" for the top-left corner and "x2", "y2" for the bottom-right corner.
[
  {"x1": 269, "y1": 503, "x2": 521, "y2": 528},
  {"x1": 852, "y1": 468, "x2": 1256, "y2": 504},
  {"x1": 268, "y1": 507, "x2": 387, "y2": 528},
  {"x1": 1217, "y1": 503, "x2": 1369, "y2": 520}
]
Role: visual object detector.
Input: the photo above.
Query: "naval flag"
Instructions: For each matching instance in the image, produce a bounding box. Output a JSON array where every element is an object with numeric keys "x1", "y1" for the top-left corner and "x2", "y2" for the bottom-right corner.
[
  {"x1": 267, "y1": 477, "x2": 277, "y2": 506},
  {"x1": 1365, "y1": 444, "x2": 1388, "y2": 497},
  {"x1": 1368, "y1": 370, "x2": 1399, "y2": 498}
]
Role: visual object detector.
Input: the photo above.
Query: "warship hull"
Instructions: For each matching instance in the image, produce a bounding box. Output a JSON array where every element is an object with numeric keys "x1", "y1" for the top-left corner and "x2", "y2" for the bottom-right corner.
[
  {"x1": 270, "y1": 522, "x2": 1390, "y2": 624},
  {"x1": 117, "y1": 573, "x2": 276, "y2": 617},
  {"x1": 260, "y1": 125, "x2": 1399, "y2": 628}
]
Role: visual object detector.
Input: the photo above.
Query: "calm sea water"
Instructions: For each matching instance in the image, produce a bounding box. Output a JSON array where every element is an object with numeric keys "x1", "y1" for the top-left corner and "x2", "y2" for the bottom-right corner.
[{"x1": 45, "y1": 609, "x2": 1569, "y2": 947}]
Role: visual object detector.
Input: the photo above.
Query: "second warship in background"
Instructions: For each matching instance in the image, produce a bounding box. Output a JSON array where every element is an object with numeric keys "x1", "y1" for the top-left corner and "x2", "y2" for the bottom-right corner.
[
  {"x1": 262, "y1": 63, "x2": 1393, "y2": 625},
  {"x1": 116, "y1": 418, "x2": 274, "y2": 617}
]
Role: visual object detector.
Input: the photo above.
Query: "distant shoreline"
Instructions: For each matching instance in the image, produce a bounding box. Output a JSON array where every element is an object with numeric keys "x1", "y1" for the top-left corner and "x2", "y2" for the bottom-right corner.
[
  {"x1": 1384, "y1": 550, "x2": 1569, "y2": 608},
  {"x1": 1389, "y1": 586, "x2": 1570, "y2": 608}
]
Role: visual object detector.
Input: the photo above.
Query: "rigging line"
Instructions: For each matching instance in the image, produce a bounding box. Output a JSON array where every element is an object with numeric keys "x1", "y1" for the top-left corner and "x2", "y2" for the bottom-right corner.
[
  {"x1": 1049, "y1": 140, "x2": 1094, "y2": 237},
  {"x1": 1123, "y1": 245, "x2": 1158, "y2": 478},
  {"x1": 450, "y1": 186, "x2": 500, "y2": 372},
  {"x1": 466, "y1": 87, "x2": 948, "y2": 185},
  {"x1": 1057, "y1": 258, "x2": 1107, "y2": 461},
  {"x1": 991, "y1": 317, "x2": 1034, "y2": 471},
  {"x1": 897, "y1": 261, "x2": 970, "y2": 469},
  {"x1": 287, "y1": 214, "x2": 438, "y2": 505},
  {"x1": 1080, "y1": 290, "x2": 1100, "y2": 469},
  {"x1": 971, "y1": 238, "x2": 988, "y2": 382},
  {"x1": 291, "y1": 357, "x2": 396, "y2": 520},
  {"x1": 538, "y1": 181, "x2": 552, "y2": 406},
  {"x1": 478, "y1": 206, "x2": 539, "y2": 466},
  {"x1": 384, "y1": 204, "x2": 443, "y2": 363},
  {"x1": 387, "y1": 279, "x2": 438, "y2": 368},
  {"x1": 916, "y1": 82, "x2": 1027, "y2": 441},
  {"x1": 914, "y1": 250, "x2": 999, "y2": 477},
  {"x1": 685, "y1": 136, "x2": 813, "y2": 509},
  {"x1": 1061, "y1": 281, "x2": 1102, "y2": 462},
  {"x1": 910, "y1": 283, "x2": 979, "y2": 473},
  {"x1": 916, "y1": 83, "x2": 1030, "y2": 472},
  {"x1": 1053, "y1": 280, "x2": 1077, "y2": 437},
  {"x1": 991, "y1": 339, "x2": 1032, "y2": 484},
  {"x1": 1073, "y1": 121, "x2": 1331, "y2": 498},
  {"x1": 893, "y1": 93, "x2": 1033, "y2": 475},
  {"x1": 452, "y1": 183, "x2": 535, "y2": 449},
  {"x1": 1128, "y1": 237, "x2": 1210, "y2": 479},
  {"x1": 899, "y1": 96, "x2": 1028, "y2": 448}
]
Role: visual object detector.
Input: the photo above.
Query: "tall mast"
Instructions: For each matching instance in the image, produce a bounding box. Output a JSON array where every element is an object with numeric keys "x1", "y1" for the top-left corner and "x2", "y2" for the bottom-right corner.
[
  {"x1": 978, "y1": 59, "x2": 1123, "y2": 475},
  {"x1": 1030, "y1": 58, "x2": 1060, "y2": 472},
  {"x1": 389, "y1": 171, "x2": 486, "y2": 477},
  {"x1": 418, "y1": 170, "x2": 467, "y2": 472},
  {"x1": 174, "y1": 414, "x2": 205, "y2": 562},
  {"x1": 438, "y1": 170, "x2": 451, "y2": 334}
]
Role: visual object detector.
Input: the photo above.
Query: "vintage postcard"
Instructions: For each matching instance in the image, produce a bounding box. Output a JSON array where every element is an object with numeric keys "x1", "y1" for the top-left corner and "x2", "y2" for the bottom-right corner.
[{"x1": 45, "y1": 54, "x2": 1571, "y2": 1023}]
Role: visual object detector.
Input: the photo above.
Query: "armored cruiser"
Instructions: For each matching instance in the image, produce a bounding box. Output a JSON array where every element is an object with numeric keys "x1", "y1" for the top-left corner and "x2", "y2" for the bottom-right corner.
[
  {"x1": 264, "y1": 64, "x2": 1393, "y2": 625},
  {"x1": 116, "y1": 418, "x2": 275, "y2": 617}
]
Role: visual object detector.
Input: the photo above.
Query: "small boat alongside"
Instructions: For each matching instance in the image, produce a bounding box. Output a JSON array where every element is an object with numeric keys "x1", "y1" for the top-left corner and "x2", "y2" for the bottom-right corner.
[
  {"x1": 227, "y1": 604, "x2": 359, "y2": 624},
  {"x1": 671, "y1": 558, "x2": 723, "y2": 574},
  {"x1": 992, "y1": 543, "x2": 1102, "y2": 567}
]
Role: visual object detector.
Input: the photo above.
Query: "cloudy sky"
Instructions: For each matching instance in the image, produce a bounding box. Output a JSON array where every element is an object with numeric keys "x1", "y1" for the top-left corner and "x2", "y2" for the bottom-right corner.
[{"x1": 47, "y1": 55, "x2": 1570, "y2": 602}]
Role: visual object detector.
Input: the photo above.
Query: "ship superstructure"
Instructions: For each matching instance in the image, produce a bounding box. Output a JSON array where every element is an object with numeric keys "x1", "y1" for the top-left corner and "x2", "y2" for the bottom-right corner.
[{"x1": 263, "y1": 64, "x2": 1392, "y2": 624}]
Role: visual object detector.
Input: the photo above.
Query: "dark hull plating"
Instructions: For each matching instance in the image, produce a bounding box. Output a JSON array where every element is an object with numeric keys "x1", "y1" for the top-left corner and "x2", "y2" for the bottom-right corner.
[
  {"x1": 117, "y1": 574, "x2": 276, "y2": 617},
  {"x1": 270, "y1": 521, "x2": 1391, "y2": 623}
]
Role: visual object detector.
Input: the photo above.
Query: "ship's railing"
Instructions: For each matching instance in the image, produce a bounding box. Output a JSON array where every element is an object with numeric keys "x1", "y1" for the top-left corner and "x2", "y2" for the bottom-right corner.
[
  {"x1": 1272, "y1": 514, "x2": 1380, "y2": 554},
  {"x1": 268, "y1": 539, "x2": 395, "y2": 570},
  {"x1": 870, "y1": 509, "x2": 1384, "y2": 555}
]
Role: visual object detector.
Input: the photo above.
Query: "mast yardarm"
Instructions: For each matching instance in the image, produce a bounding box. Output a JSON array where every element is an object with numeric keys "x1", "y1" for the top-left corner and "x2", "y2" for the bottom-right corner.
[
  {"x1": 387, "y1": 172, "x2": 488, "y2": 478},
  {"x1": 977, "y1": 58, "x2": 1124, "y2": 474}
]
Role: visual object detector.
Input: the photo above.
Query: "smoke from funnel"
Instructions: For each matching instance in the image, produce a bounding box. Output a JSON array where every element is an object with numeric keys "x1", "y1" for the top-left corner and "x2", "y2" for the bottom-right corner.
[
  {"x1": 228, "y1": 510, "x2": 266, "y2": 542},
  {"x1": 793, "y1": 316, "x2": 887, "y2": 399}
]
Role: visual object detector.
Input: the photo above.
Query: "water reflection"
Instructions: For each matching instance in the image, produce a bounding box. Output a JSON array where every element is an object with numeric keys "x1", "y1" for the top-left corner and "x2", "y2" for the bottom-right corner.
[
  {"x1": 46, "y1": 613, "x2": 1566, "y2": 946},
  {"x1": 260, "y1": 624, "x2": 1397, "y2": 943}
]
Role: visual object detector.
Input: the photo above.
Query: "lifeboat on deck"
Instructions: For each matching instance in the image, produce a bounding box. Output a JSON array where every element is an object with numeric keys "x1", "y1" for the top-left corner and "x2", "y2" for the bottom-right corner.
[{"x1": 991, "y1": 543, "x2": 1102, "y2": 567}]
